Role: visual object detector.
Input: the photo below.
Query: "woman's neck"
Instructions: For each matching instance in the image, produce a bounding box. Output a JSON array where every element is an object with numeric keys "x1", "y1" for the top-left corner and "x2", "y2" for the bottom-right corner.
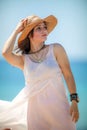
[{"x1": 30, "y1": 42, "x2": 44, "y2": 53}]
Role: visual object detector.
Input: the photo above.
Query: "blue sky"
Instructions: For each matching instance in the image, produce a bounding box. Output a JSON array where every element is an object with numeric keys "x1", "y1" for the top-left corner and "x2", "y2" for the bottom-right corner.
[{"x1": 0, "y1": 0, "x2": 87, "y2": 60}]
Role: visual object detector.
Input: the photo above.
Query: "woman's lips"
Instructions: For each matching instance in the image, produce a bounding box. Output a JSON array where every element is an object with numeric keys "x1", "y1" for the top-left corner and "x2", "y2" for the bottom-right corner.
[{"x1": 42, "y1": 34, "x2": 47, "y2": 37}]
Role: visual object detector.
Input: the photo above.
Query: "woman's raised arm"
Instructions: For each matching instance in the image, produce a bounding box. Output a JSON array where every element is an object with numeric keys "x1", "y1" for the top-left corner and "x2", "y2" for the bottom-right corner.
[{"x1": 2, "y1": 19, "x2": 27, "y2": 70}]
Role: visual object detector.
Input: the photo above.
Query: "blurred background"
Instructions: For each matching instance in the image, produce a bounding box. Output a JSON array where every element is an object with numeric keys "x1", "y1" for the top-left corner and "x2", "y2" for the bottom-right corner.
[{"x1": 0, "y1": 0, "x2": 87, "y2": 130}]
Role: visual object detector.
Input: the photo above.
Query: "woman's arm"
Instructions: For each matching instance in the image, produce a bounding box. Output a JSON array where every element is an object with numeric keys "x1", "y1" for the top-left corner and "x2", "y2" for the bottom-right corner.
[
  {"x1": 53, "y1": 43, "x2": 79, "y2": 123},
  {"x1": 2, "y1": 19, "x2": 27, "y2": 70}
]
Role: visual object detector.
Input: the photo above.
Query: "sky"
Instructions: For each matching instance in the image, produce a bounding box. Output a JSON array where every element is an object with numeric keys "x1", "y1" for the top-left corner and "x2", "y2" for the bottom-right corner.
[{"x1": 0, "y1": 0, "x2": 87, "y2": 61}]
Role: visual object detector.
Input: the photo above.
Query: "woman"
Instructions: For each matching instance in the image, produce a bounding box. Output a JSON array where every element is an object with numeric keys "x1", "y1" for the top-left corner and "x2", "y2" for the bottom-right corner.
[{"x1": 0, "y1": 15, "x2": 79, "y2": 130}]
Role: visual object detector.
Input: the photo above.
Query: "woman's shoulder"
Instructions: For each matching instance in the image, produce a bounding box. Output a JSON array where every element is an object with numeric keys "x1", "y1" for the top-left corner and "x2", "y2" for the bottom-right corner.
[
  {"x1": 49, "y1": 43, "x2": 67, "y2": 57},
  {"x1": 49, "y1": 43, "x2": 64, "y2": 50}
]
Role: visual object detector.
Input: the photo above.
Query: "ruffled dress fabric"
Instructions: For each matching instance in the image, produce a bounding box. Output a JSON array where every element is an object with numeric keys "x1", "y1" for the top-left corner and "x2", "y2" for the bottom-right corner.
[{"x1": 0, "y1": 45, "x2": 76, "y2": 130}]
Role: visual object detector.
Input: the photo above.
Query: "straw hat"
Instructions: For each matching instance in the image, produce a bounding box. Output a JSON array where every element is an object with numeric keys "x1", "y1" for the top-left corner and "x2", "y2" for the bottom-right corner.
[{"x1": 18, "y1": 15, "x2": 57, "y2": 45}]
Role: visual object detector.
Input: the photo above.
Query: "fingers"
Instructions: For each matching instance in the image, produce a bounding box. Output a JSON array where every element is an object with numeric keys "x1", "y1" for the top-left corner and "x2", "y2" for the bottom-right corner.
[
  {"x1": 70, "y1": 101, "x2": 79, "y2": 123},
  {"x1": 70, "y1": 104, "x2": 79, "y2": 123},
  {"x1": 74, "y1": 111, "x2": 79, "y2": 122},
  {"x1": 21, "y1": 18, "x2": 28, "y2": 27},
  {"x1": 15, "y1": 18, "x2": 28, "y2": 33},
  {"x1": 71, "y1": 111, "x2": 79, "y2": 123}
]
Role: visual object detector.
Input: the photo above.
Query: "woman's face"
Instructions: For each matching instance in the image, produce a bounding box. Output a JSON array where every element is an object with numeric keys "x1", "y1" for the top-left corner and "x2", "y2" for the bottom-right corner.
[{"x1": 29, "y1": 22, "x2": 48, "y2": 44}]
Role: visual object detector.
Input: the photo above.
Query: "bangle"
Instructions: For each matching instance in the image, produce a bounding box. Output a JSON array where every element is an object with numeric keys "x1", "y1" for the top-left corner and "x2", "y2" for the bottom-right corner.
[{"x1": 70, "y1": 93, "x2": 79, "y2": 103}]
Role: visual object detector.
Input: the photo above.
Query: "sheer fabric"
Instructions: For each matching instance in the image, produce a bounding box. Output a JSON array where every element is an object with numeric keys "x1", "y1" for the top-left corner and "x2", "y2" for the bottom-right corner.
[{"x1": 0, "y1": 44, "x2": 76, "y2": 130}]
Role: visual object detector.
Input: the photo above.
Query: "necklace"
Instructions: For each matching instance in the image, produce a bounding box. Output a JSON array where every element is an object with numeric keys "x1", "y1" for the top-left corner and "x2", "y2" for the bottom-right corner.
[
  {"x1": 29, "y1": 44, "x2": 45, "y2": 54},
  {"x1": 29, "y1": 45, "x2": 49, "y2": 63}
]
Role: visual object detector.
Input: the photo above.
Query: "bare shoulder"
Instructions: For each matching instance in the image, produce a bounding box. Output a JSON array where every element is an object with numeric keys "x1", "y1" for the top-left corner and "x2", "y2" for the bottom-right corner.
[
  {"x1": 52, "y1": 43, "x2": 66, "y2": 57},
  {"x1": 53, "y1": 43, "x2": 65, "y2": 51},
  {"x1": 52, "y1": 43, "x2": 70, "y2": 68}
]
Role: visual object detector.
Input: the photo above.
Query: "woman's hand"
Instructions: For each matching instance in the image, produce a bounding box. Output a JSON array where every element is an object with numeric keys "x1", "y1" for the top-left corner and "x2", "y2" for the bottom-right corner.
[
  {"x1": 15, "y1": 18, "x2": 28, "y2": 34},
  {"x1": 70, "y1": 101, "x2": 79, "y2": 123}
]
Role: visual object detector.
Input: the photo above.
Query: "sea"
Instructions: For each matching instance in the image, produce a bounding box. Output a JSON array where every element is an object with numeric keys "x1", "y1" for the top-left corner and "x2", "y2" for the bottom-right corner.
[{"x1": 0, "y1": 59, "x2": 87, "y2": 130}]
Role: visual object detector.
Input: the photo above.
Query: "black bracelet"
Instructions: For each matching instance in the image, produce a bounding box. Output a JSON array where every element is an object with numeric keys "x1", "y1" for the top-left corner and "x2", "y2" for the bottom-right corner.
[{"x1": 70, "y1": 93, "x2": 79, "y2": 103}]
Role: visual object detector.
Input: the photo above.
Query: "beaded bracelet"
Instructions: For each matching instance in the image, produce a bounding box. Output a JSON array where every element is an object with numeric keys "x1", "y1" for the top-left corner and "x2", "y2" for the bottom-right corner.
[{"x1": 70, "y1": 93, "x2": 79, "y2": 103}]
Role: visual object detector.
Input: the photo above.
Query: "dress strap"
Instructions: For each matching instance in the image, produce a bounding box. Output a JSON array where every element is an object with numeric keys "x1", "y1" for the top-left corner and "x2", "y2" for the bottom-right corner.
[
  {"x1": 49, "y1": 44, "x2": 60, "y2": 67},
  {"x1": 49, "y1": 44, "x2": 55, "y2": 58}
]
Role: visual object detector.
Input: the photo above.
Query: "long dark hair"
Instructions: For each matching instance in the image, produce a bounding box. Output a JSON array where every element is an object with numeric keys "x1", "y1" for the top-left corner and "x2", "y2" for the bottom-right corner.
[{"x1": 14, "y1": 29, "x2": 34, "y2": 54}]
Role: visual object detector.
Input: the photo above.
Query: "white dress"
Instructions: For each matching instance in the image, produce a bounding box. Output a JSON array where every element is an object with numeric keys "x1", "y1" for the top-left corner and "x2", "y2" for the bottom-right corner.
[{"x1": 0, "y1": 44, "x2": 76, "y2": 130}]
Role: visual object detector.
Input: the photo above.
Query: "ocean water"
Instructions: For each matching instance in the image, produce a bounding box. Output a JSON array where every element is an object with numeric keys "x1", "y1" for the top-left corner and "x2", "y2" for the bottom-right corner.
[{"x1": 0, "y1": 59, "x2": 87, "y2": 130}]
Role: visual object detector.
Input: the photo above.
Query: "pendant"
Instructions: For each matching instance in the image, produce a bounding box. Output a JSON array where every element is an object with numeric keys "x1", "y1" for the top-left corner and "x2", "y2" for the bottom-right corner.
[{"x1": 38, "y1": 60, "x2": 42, "y2": 63}]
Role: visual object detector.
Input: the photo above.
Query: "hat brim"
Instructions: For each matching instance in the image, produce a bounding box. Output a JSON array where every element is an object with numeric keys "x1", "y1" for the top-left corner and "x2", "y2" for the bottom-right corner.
[{"x1": 18, "y1": 15, "x2": 57, "y2": 45}]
